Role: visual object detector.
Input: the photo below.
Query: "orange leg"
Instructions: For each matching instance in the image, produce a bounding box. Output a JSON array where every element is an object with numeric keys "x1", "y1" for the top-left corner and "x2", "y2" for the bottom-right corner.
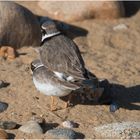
[
  {"x1": 51, "y1": 94, "x2": 73, "y2": 111},
  {"x1": 0, "y1": 46, "x2": 16, "y2": 60},
  {"x1": 50, "y1": 96, "x2": 57, "y2": 111},
  {"x1": 0, "y1": 46, "x2": 8, "y2": 57},
  {"x1": 7, "y1": 47, "x2": 16, "y2": 60},
  {"x1": 64, "y1": 94, "x2": 72, "y2": 109}
]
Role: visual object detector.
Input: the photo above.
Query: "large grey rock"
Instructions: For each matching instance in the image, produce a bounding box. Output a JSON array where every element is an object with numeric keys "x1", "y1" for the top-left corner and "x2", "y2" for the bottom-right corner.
[
  {"x1": 45, "y1": 128, "x2": 82, "y2": 139},
  {"x1": 94, "y1": 122, "x2": 140, "y2": 139},
  {"x1": 19, "y1": 121, "x2": 43, "y2": 134},
  {"x1": 38, "y1": 1, "x2": 124, "y2": 22},
  {"x1": 0, "y1": 1, "x2": 41, "y2": 48}
]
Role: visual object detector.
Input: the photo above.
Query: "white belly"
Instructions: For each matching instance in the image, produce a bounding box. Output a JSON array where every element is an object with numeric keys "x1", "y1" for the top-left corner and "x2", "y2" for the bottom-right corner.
[{"x1": 33, "y1": 78, "x2": 71, "y2": 97}]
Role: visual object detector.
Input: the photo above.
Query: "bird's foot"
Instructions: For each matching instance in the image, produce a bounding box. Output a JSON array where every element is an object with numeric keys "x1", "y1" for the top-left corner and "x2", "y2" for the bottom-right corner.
[
  {"x1": 64, "y1": 102, "x2": 69, "y2": 109},
  {"x1": 50, "y1": 106, "x2": 57, "y2": 111},
  {"x1": 7, "y1": 47, "x2": 16, "y2": 61},
  {"x1": 50, "y1": 96, "x2": 58, "y2": 111},
  {"x1": 0, "y1": 46, "x2": 7, "y2": 58},
  {"x1": 0, "y1": 46, "x2": 16, "y2": 60}
]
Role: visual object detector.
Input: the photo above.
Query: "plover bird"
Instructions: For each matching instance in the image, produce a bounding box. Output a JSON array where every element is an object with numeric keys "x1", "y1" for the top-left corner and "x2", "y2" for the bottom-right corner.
[
  {"x1": 31, "y1": 20, "x2": 103, "y2": 111},
  {"x1": 0, "y1": 1, "x2": 41, "y2": 60}
]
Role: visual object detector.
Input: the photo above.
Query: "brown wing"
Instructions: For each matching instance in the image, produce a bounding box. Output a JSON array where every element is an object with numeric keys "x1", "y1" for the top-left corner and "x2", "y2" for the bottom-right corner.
[
  {"x1": 34, "y1": 66, "x2": 80, "y2": 90},
  {"x1": 39, "y1": 35, "x2": 86, "y2": 80}
]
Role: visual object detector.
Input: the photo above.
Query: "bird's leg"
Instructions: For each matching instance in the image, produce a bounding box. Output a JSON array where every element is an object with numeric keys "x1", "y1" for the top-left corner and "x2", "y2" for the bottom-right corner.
[
  {"x1": 0, "y1": 46, "x2": 8, "y2": 58},
  {"x1": 7, "y1": 46, "x2": 16, "y2": 60},
  {"x1": 50, "y1": 96, "x2": 57, "y2": 111},
  {"x1": 64, "y1": 94, "x2": 72, "y2": 109}
]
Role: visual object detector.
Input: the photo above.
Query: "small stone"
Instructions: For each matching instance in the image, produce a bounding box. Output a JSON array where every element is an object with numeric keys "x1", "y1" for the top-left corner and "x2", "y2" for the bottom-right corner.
[
  {"x1": 62, "y1": 120, "x2": 78, "y2": 128},
  {"x1": 110, "y1": 102, "x2": 119, "y2": 112},
  {"x1": 113, "y1": 24, "x2": 128, "y2": 31},
  {"x1": 45, "y1": 128, "x2": 80, "y2": 139},
  {"x1": 0, "y1": 102, "x2": 8, "y2": 113},
  {"x1": 19, "y1": 120, "x2": 43, "y2": 134},
  {"x1": 0, "y1": 129, "x2": 8, "y2": 139},
  {"x1": 30, "y1": 116, "x2": 45, "y2": 124},
  {"x1": 0, "y1": 121, "x2": 17, "y2": 130},
  {"x1": 0, "y1": 81, "x2": 5, "y2": 88},
  {"x1": 0, "y1": 81, "x2": 9, "y2": 89}
]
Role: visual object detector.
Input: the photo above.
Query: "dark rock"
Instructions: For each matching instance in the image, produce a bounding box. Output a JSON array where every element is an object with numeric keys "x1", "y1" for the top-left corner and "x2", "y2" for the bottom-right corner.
[
  {"x1": 0, "y1": 81, "x2": 10, "y2": 89},
  {"x1": 0, "y1": 102, "x2": 8, "y2": 113},
  {"x1": 0, "y1": 81, "x2": 5, "y2": 88},
  {"x1": 0, "y1": 121, "x2": 17, "y2": 130},
  {"x1": 45, "y1": 128, "x2": 84, "y2": 139}
]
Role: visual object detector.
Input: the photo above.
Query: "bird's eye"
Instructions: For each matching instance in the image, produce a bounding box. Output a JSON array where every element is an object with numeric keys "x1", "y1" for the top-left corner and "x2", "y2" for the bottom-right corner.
[
  {"x1": 41, "y1": 29, "x2": 46, "y2": 36},
  {"x1": 31, "y1": 62, "x2": 36, "y2": 72}
]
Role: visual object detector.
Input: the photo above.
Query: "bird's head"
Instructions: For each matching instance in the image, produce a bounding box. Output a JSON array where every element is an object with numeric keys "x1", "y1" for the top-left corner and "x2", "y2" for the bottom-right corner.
[
  {"x1": 31, "y1": 59, "x2": 43, "y2": 72},
  {"x1": 41, "y1": 20, "x2": 61, "y2": 42}
]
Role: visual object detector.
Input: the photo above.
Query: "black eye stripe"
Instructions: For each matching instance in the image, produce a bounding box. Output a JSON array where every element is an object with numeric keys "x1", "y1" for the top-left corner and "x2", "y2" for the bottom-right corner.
[{"x1": 31, "y1": 63, "x2": 36, "y2": 72}]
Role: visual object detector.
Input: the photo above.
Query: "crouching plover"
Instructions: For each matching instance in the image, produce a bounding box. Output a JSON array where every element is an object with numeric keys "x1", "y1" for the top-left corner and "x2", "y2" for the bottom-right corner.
[
  {"x1": 31, "y1": 59, "x2": 80, "y2": 111},
  {"x1": 31, "y1": 20, "x2": 103, "y2": 111}
]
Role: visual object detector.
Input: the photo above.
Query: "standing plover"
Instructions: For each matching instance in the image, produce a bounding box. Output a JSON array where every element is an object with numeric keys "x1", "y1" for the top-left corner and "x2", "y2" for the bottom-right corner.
[{"x1": 31, "y1": 20, "x2": 103, "y2": 111}]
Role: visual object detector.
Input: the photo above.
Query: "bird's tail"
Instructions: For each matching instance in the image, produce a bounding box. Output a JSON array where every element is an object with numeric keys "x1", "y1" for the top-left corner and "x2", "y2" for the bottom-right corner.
[{"x1": 80, "y1": 69, "x2": 104, "y2": 100}]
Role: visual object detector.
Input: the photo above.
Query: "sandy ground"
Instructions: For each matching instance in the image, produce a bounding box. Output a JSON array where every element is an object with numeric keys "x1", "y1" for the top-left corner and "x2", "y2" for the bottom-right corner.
[{"x1": 0, "y1": 2, "x2": 140, "y2": 139}]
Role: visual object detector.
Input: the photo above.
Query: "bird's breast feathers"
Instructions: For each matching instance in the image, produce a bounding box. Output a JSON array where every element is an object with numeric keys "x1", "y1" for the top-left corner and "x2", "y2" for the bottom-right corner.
[{"x1": 33, "y1": 77, "x2": 71, "y2": 97}]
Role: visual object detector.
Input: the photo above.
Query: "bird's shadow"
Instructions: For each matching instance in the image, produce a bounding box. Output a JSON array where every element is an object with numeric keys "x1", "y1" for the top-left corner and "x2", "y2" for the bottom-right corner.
[
  {"x1": 40, "y1": 122, "x2": 59, "y2": 133},
  {"x1": 37, "y1": 16, "x2": 88, "y2": 40},
  {"x1": 110, "y1": 83, "x2": 140, "y2": 110},
  {"x1": 61, "y1": 80, "x2": 140, "y2": 111}
]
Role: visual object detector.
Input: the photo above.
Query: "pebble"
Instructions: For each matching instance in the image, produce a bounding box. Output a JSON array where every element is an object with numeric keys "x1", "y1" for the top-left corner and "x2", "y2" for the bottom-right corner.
[
  {"x1": 110, "y1": 102, "x2": 119, "y2": 112},
  {"x1": 62, "y1": 120, "x2": 78, "y2": 128},
  {"x1": 113, "y1": 24, "x2": 128, "y2": 31},
  {"x1": 0, "y1": 102, "x2": 8, "y2": 113},
  {"x1": 0, "y1": 80, "x2": 5, "y2": 88},
  {"x1": 0, "y1": 129, "x2": 8, "y2": 139},
  {"x1": 0, "y1": 121, "x2": 17, "y2": 130},
  {"x1": 19, "y1": 120, "x2": 43, "y2": 134},
  {"x1": 0, "y1": 80, "x2": 9, "y2": 89},
  {"x1": 45, "y1": 128, "x2": 81, "y2": 139}
]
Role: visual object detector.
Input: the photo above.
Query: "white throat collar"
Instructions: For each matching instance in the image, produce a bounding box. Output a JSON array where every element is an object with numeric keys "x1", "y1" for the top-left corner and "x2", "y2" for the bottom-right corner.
[
  {"x1": 34, "y1": 64, "x2": 44, "y2": 71},
  {"x1": 41, "y1": 31, "x2": 61, "y2": 42}
]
